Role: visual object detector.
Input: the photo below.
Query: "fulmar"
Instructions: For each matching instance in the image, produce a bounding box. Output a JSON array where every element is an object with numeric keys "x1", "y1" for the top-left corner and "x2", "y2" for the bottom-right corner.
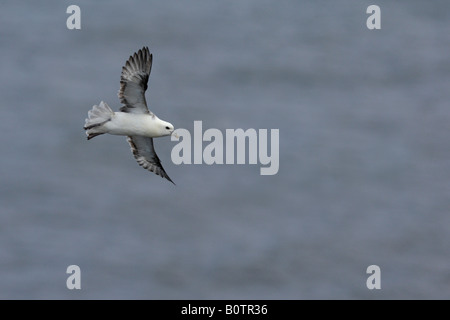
[{"x1": 84, "y1": 46, "x2": 176, "y2": 184}]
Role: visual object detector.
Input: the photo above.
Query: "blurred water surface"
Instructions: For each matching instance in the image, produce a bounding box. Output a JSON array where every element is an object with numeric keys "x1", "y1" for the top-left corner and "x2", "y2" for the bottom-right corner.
[{"x1": 0, "y1": 0, "x2": 449, "y2": 299}]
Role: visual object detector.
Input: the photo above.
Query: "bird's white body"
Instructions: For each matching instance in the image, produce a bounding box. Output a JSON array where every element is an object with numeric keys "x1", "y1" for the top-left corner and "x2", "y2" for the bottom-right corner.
[
  {"x1": 104, "y1": 112, "x2": 171, "y2": 138},
  {"x1": 84, "y1": 100, "x2": 174, "y2": 139}
]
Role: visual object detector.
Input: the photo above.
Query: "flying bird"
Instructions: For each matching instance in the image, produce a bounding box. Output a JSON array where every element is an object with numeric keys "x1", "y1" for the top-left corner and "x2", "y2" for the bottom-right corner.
[{"x1": 84, "y1": 46, "x2": 176, "y2": 184}]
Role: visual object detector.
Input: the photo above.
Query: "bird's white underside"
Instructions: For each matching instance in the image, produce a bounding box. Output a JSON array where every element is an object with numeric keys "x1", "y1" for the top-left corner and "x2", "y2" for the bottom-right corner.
[{"x1": 103, "y1": 112, "x2": 170, "y2": 138}]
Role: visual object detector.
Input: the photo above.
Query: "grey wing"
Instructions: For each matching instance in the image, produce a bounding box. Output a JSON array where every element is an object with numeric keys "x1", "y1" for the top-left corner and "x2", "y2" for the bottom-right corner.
[
  {"x1": 118, "y1": 46, "x2": 153, "y2": 115},
  {"x1": 127, "y1": 136, "x2": 174, "y2": 184}
]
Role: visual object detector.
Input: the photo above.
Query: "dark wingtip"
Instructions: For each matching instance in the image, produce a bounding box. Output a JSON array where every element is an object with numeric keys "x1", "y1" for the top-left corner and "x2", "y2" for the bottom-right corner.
[{"x1": 164, "y1": 175, "x2": 176, "y2": 185}]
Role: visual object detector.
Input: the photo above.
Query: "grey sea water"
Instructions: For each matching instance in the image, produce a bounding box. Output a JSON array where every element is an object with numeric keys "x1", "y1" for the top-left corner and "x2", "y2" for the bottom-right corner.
[{"x1": 0, "y1": 0, "x2": 449, "y2": 299}]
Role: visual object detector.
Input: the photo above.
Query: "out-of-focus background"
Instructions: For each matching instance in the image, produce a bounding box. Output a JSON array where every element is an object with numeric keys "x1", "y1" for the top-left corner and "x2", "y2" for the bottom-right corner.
[{"x1": 0, "y1": 0, "x2": 449, "y2": 299}]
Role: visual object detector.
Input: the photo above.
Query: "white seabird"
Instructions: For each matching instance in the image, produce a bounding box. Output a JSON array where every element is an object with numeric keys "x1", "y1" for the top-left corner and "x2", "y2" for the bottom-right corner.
[{"x1": 84, "y1": 46, "x2": 176, "y2": 184}]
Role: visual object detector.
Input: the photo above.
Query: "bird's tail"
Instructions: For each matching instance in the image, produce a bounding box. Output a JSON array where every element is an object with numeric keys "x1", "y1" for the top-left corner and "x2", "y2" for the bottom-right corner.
[{"x1": 84, "y1": 101, "x2": 114, "y2": 140}]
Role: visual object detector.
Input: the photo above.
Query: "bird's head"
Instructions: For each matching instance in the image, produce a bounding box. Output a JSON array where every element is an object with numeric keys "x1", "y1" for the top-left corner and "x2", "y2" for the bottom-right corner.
[{"x1": 158, "y1": 120, "x2": 177, "y2": 138}]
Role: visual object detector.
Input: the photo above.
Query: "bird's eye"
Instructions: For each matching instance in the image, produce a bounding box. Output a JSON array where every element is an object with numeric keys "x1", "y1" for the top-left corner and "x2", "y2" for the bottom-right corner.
[{"x1": 165, "y1": 126, "x2": 170, "y2": 130}]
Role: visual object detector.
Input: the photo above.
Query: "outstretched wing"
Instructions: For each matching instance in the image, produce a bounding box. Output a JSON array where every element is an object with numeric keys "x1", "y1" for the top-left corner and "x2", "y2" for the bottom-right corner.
[
  {"x1": 118, "y1": 46, "x2": 153, "y2": 115},
  {"x1": 127, "y1": 136, "x2": 174, "y2": 184}
]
